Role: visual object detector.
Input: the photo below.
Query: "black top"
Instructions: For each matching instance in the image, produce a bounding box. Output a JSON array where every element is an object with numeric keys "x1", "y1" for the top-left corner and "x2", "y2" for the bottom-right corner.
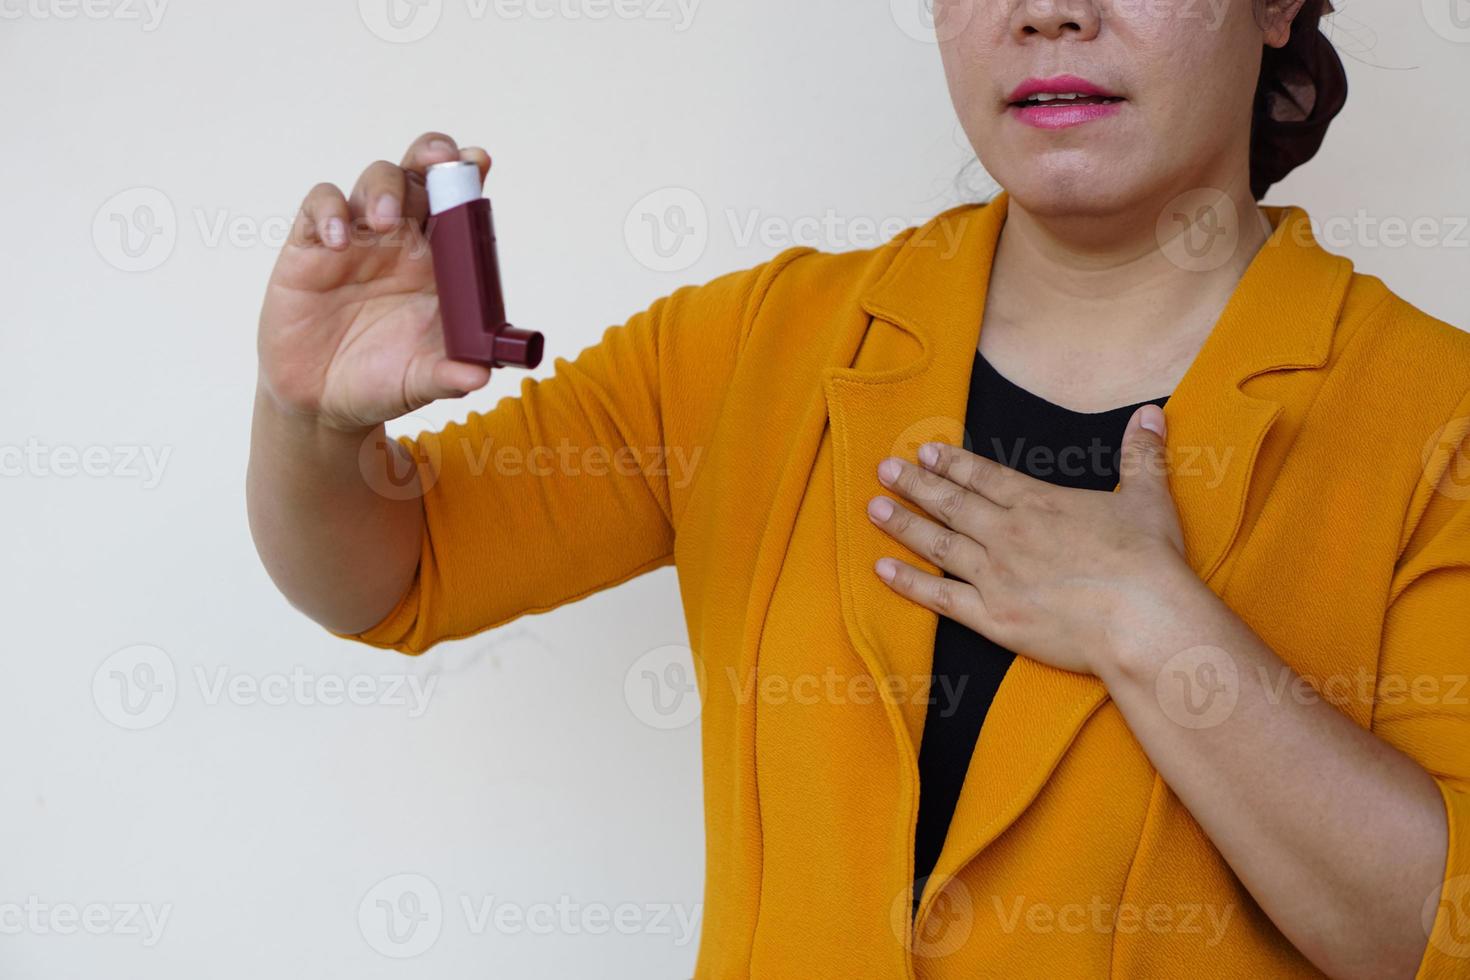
[{"x1": 912, "y1": 349, "x2": 1171, "y2": 900}]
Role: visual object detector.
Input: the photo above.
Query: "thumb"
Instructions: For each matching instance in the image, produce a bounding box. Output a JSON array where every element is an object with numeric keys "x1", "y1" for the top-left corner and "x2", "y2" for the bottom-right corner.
[{"x1": 1118, "y1": 404, "x2": 1170, "y2": 496}]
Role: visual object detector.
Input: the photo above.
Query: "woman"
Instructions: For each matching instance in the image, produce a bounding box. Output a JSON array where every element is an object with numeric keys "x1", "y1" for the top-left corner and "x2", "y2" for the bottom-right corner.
[{"x1": 247, "y1": 0, "x2": 1470, "y2": 976}]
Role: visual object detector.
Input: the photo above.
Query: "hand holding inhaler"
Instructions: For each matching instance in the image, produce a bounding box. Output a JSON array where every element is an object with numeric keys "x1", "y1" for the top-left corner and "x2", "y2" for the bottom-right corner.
[
  {"x1": 425, "y1": 160, "x2": 544, "y2": 373},
  {"x1": 255, "y1": 138, "x2": 543, "y2": 434}
]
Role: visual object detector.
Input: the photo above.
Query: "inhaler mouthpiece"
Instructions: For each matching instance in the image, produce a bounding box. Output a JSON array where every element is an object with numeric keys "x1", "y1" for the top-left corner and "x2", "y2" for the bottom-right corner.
[{"x1": 426, "y1": 160, "x2": 481, "y2": 216}]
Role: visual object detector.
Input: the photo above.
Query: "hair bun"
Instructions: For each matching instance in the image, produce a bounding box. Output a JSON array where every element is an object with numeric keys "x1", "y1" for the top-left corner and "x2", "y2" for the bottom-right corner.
[{"x1": 1249, "y1": 0, "x2": 1348, "y2": 200}]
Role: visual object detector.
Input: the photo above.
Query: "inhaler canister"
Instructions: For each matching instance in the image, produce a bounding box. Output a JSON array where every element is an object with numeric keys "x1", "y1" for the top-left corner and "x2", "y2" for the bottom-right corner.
[{"x1": 425, "y1": 160, "x2": 544, "y2": 371}]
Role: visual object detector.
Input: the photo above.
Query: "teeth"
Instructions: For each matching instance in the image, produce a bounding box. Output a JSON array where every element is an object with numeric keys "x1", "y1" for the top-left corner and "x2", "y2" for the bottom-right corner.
[{"x1": 1030, "y1": 92, "x2": 1084, "y2": 103}]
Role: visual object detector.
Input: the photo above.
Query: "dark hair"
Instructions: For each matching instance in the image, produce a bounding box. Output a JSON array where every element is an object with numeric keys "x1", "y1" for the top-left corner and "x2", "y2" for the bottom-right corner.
[{"x1": 1250, "y1": 0, "x2": 1348, "y2": 200}]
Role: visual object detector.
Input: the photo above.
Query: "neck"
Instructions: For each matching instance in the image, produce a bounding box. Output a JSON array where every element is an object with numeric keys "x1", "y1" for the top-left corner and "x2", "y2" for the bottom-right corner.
[{"x1": 979, "y1": 176, "x2": 1274, "y2": 406}]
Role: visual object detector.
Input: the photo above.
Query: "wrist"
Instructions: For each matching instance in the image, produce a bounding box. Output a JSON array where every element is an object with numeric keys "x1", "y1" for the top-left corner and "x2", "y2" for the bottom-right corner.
[
  {"x1": 254, "y1": 381, "x2": 380, "y2": 446},
  {"x1": 1094, "y1": 555, "x2": 1216, "y2": 689},
  {"x1": 249, "y1": 383, "x2": 393, "y2": 501}
]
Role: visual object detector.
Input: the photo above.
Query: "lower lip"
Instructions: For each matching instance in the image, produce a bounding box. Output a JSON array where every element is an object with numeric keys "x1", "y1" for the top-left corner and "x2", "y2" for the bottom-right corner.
[{"x1": 1010, "y1": 101, "x2": 1124, "y2": 130}]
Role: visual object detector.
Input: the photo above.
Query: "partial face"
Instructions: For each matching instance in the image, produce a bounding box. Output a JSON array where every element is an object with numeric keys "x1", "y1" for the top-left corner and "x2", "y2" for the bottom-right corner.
[{"x1": 935, "y1": 0, "x2": 1300, "y2": 217}]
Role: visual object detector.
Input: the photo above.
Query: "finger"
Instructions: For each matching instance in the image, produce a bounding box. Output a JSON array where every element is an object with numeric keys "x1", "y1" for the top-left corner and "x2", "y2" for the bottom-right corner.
[
  {"x1": 867, "y1": 495, "x2": 987, "y2": 581},
  {"x1": 399, "y1": 131, "x2": 462, "y2": 175},
  {"x1": 398, "y1": 133, "x2": 462, "y2": 224},
  {"x1": 432, "y1": 357, "x2": 492, "y2": 397},
  {"x1": 874, "y1": 557, "x2": 985, "y2": 626},
  {"x1": 459, "y1": 145, "x2": 492, "y2": 184},
  {"x1": 290, "y1": 181, "x2": 351, "y2": 251},
  {"x1": 917, "y1": 441, "x2": 1037, "y2": 508},
  {"x1": 403, "y1": 353, "x2": 492, "y2": 409},
  {"x1": 348, "y1": 160, "x2": 408, "y2": 235},
  {"x1": 877, "y1": 456, "x2": 1003, "y2": 538},
  {"x1": 1118, "y1": 405, "x2": 1171, "y2": 494}
]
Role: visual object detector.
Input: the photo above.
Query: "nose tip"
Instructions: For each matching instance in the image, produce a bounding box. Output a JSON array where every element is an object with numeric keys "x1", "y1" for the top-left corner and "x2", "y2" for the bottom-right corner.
[{"x1": 1011, "y1": 0, "x2": 1101, "y2": 41}]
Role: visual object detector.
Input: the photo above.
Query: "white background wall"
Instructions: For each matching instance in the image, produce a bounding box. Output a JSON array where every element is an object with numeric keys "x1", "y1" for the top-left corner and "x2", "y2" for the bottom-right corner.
[{"x1": 1, "y1": 1, "x2": 1466, "y2": 976}]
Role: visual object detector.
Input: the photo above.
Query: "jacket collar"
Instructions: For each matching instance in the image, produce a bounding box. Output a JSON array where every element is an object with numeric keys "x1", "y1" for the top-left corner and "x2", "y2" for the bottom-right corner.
[{"x1": 820, "y1": 190, "x2": 1354, "y2": 934}]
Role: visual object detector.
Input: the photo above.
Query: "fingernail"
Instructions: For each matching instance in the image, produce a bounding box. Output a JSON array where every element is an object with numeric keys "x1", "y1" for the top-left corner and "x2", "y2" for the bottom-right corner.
[
  {"x1": 877, "y1": 458, "x2": 901, "y2": 484},
  {"x1": 374, "y1": 194, "x2": 400, "y2": 224},
  {"x1": 429, "y1": 138, "x2": 456, "y2": 155},
  {"x1": 918, "y1": 443, "x2": 939, "y2": 467},
  {"x1": 868, "y1": 497, "x2": 894, "y2": 522},
  {"x1": 1139, "y1": 405, "x2": 1166, "y2": 437},
  {"x1": 875, "y1": 558, "x2": 897, "y2": 583},
  {"x1": 323, "y1": 217, "x2": 346, "y2": 247}
]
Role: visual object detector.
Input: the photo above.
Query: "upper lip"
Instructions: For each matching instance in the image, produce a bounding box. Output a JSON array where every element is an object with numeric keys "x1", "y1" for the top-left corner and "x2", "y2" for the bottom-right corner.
[{"x1": 1007, "y1": 74, "x2": 1119, "y2": 104}]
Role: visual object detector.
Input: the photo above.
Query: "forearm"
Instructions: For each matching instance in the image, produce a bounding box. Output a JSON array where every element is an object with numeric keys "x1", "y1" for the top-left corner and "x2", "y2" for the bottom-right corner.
[
  {"x1": 246, "y1": 384, "x2": 424, "y2": 634},
  {"x1": 1097, "y1": 566, "x2": 1447, "y2": 980}
]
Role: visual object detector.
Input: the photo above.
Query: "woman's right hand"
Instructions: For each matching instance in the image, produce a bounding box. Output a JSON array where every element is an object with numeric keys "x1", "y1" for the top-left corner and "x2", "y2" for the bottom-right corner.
[{"x1": 256, "y1": 131, "x2": 494, "y2": 433}]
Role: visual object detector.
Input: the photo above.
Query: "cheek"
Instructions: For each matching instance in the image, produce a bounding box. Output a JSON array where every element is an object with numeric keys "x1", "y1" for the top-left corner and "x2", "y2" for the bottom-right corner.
[
  {"x1": 938, "y1": 45, "x2": 995, "y2": 152},
  {"x1": 1125, "y1": 6, "x2": 1263, "y2": 127},
  {"x1": 936, "y1": 7, "x2": 1010, "y2": 139},
  {"x1": 1167, "y1": 56, "x2": 1259, "y2": 178},
  {"x1": 1109, "y1": 13, "x2": 1263, "y2": 171}
]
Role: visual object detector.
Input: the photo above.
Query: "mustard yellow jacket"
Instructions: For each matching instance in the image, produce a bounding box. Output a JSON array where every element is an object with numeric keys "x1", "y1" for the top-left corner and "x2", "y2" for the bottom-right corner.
[{"x1": 346, "y1": 193, "x2": 1470, "y2": 978}]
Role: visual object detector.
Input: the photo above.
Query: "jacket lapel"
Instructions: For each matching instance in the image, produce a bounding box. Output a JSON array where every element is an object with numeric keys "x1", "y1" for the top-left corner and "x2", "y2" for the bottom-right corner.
[
  {"x1": 821, "y1": 193, "x2": 1353, "y2": 929},
  {"x1": 824, "y1": 199, "x2": 1006, "y2": 754}
]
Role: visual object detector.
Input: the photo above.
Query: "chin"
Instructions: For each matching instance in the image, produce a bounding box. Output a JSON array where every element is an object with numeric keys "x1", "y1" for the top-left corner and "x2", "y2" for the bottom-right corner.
[{"x1": 990, "y1": 157, "x2": 1144, "y2": 220}]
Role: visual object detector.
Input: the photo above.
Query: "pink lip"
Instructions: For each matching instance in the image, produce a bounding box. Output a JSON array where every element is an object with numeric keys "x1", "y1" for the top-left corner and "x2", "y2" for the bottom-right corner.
[{"x1": 1006, "y1": 74, "x2": 1124, "y2": 131}]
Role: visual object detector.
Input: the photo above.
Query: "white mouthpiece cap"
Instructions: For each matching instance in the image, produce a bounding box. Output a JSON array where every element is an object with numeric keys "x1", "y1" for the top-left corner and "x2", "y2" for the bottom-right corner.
[{"x1": 426, "y1": 160, "x2": 482, "y2": 216}]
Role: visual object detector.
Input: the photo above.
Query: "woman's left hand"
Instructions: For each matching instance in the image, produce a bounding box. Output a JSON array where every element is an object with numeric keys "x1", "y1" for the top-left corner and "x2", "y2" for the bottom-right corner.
[{"x1": 868, "y1": 404, "x2": 1196, "y2": 676}]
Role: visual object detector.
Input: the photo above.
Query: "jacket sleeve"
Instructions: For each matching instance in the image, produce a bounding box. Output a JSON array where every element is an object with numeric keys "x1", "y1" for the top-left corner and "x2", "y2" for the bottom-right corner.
[
  {"x1": 336, "y1": 248, "x2": 810, "y2": 654},
  {"x1": 1371, "y1": 405, "x2": 1470, "y2": 979}
]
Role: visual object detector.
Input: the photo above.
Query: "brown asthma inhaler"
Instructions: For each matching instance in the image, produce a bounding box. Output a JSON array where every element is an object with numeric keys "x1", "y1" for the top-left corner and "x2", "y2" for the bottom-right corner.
[{"x1": 424, "y1": 160, "x2": 544, "y2": 371}]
